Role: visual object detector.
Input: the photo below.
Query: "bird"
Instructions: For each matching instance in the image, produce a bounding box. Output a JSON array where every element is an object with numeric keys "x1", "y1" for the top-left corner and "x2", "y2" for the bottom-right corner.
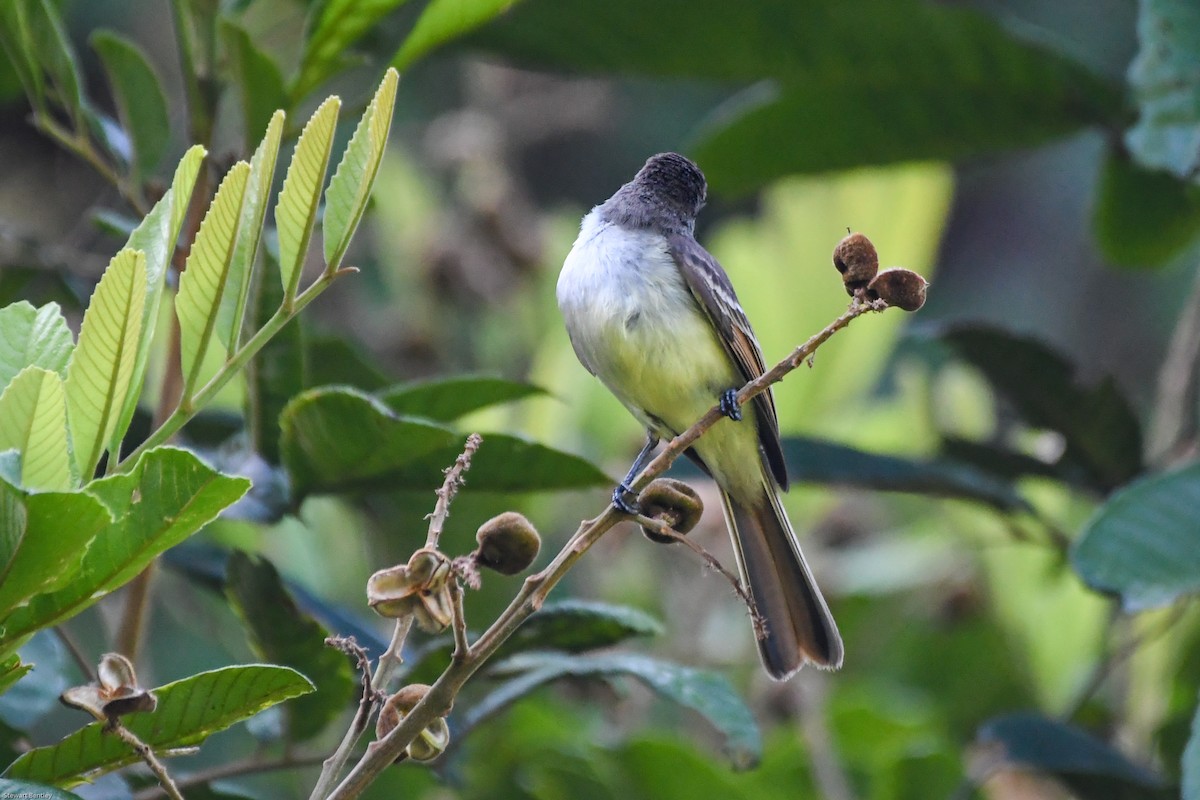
[{"x1": 556, "y1": 152, "x2": 843, "y2": 678}]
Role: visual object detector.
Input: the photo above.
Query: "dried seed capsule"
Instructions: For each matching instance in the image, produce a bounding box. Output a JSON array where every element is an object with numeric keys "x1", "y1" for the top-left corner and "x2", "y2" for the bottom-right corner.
[
  {"x1": 833, "y1": 232, "x2": 879, "y2": 296},
  {"x1": 474, "y1": 512, "x2": 541, "y2": 575},
  {"x1": 375, "y1": 684, "x2": 451, "y2": 763},
  {"x1": 638, "y1": 478, "x2": 704, "y2": 544},
  {"x1": 867, "y1": 267, "x2": 928, "y2": 311}
]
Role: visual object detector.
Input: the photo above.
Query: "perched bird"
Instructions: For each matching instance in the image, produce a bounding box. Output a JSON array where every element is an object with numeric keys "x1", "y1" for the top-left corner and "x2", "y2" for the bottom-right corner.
[{"x1": 556, "y1": 152, "x2": 843, "y2": 678}]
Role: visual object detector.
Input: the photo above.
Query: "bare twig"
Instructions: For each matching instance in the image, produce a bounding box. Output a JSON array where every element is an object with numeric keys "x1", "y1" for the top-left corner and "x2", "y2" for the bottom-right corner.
[
  {"x1": 426, "y1": 433, "x2": 483, "y2": 548},
  {"x1": 321, "y1": 297, "x2": 887, "y2": 800},
  {"x1": 448, "y1": 580, "x2": 471, "y2": 658},
  {"x1": 107, "y1": 722, "x2": 184, "y2": 800},
  {"x1": 132, "y1": 753, "x2": 328, "y2": 800}
]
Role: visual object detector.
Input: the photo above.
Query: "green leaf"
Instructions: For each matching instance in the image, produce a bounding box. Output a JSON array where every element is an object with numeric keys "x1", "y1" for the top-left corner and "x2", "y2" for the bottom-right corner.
[
  {"x1": 0, "y1": 447, "x2": 249, "y2": 655},
  {"x1": 294, "y1": 0, "x2": 409, "y2": 100},
  {"x1": 110, "y1": 147, "x2": 207, "y2": 458},
  {"x1": 280, "y1": 386, "x2": 457, "y2": 497},
  {"x1": 1185, "y1": 695, "x2": 1200, "y2": 800},
  {"x1": 247, "y1": 252, "x2": 305, "y2": 464},
  {"x1": 305, "y1": 333, "x2": 387, "y2": 390},
  {"x1": 463, "y1": 0, "x2": 1121, "y2": 193},
  {"x1": 219, "y1": 20, "x2": 288, "y2": 151},
  {"x1": 467, "y1": 652, "x2": 761, "y2": 769},
  {"x1": 0, "y1": 366, "x2": 71, "y2": 490},
  {"x1": 225, "y1": 551, "x2": 355, "y2": 742},
  {"x1": 65, "y1": 249, "x2": 146, "y2": 480},
  {"x1": 0, "y1": 301, "x2": 73, "y2": 390},
  {"x1": 90, "y1": 31, "x2": 169, "y2": 180},
  {"x1": 323, "y1": 67, "x2": 397, "y2": 271},
  {"x1": 1127, "y1": 0, "x2": 1200, "y2": 179},
  {"x1": 279, "y1": 386, "x2": 609, "y2": 497},
  {"x1": 217, "y1": 112, "x2": 283, "y2": 353},
  {"x1": 392, "y1": 0, "x2": 519, "y2": 70},
  {"x1": 0, "y1": 0, "x2": 45, "y2": 111},
  {"x1": 1072, "y1": 462, "x2": 1200, "y2": 611},
  {"x1": 276, "y1": 96, "x2": 340, "y2": 299},
  {"x1": 26, "y1": 0, "x2": 85, "y2": 130},
  {"x1": 1094, "y1": 146, "x2": 1200, "y2": 268},
  {"x1": 0, "y1": 474, "x2": 111, "y2": 623},
  {"x1": 938, "y1": 325, "x2": 1143, "y2": 493},
  {"x1": 4, "y1": 664, "x2": 314, "y2": 786},
  {"x1": 178, "y1": 161, "x2": 251, "y2": 395},
  {"x1": 377, "y1": 375, "x2": 547, "y2": 421},
  {"x1": 976, "y1": 713, "x2": 1170, "y2": 799},
  {"x1": 0, "y1": 780, "x2": 82, "y2": 800},
  {"x1": 0, "y1": 656, "x2": 32, "y2": 697}
]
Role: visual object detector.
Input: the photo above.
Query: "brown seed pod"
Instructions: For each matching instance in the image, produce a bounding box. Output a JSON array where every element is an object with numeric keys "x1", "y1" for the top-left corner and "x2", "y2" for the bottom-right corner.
[
  {"x1": 637, "y1": 478, "x2": 704, "y2": 544},
  {"x1": 375, "y1": 684, "x2": 451, "y2": 762},
  {"x1": 833, "y1": 232, "x2": 879, "y2": 296},
  {"x1": 474, "y1": 512, "x2": 541, "y2": 575},
  {"x1": 867, "y1": 267, "x2": 928, "y2": 311}
]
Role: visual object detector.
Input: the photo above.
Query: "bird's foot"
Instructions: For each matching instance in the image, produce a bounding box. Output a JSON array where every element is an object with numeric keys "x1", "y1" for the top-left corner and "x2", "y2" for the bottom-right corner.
[
  {"x1": 719, "y1": 388, "x2": 743, "y2": 421},
  {"x1": 612, "y1": 483, "x2": 641, "y2": 515}
]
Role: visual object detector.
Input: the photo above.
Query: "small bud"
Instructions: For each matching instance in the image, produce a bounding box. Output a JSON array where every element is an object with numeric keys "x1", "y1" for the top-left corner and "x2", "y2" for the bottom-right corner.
[
  {"x1": 638, "y1": 478, "x2": 704, "y2": 544},
  {"x1": 375, "y1": 684, "x2": 451, "y2": 763},
  {"x1": 61, "y1": 653, "x2": 157, "y2": 723},
  {"x1": 833, "y1": 232, "x2": 879, "y2": 296},
  {"x1": 867, "y1": 267, "x2": 928, "y2": 311},
  {"x1": 474, "y1": 512, "x2": 541, "y2": 575}
]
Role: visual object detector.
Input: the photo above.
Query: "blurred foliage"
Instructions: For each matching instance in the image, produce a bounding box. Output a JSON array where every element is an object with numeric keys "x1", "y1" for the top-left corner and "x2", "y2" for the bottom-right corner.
[{"x1": 3, "y1": 1, "x2": 1200, "y2": 800}]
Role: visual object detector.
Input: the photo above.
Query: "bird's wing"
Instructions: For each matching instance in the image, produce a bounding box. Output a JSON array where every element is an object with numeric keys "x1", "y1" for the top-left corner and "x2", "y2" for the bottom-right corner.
[{"x1": 668, "y1": 232, "x2": 788, "y2": 490}]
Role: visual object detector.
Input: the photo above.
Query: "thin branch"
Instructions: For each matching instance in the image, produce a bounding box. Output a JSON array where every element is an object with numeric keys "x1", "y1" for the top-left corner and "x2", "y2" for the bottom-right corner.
[
  {"x1": 31, "y1": 114, "x2": 148, "y2": 215},
  {"x1": 132, "y1": 753, "x2": 328, "y2": 800},
  {"x1": 426, "y1": 433, "x2": 483, "y2": 548},
  {"x1": 448, "y1": 579, "x2": 471, "y2": 659},
  {"x1": 322, "y1": 297, "x2": 888, "y2": 800},
  {"x1": 1148, "y1": 261, "x2": 1200, "y2": 466},
  {"x1": 108, "y1": 722, "x2": 184, "y2": 800}
]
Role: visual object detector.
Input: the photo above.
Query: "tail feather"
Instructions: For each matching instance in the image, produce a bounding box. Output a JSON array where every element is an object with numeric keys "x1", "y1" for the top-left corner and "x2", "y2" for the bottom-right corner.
[{"x1": 721, "y1": 486, "x2": 843, "y2": 679}]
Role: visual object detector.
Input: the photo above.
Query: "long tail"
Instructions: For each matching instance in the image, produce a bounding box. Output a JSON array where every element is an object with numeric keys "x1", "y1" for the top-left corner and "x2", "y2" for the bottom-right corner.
[{"x1": 721, "y1": 484, "x2": 843, "y2": 679}]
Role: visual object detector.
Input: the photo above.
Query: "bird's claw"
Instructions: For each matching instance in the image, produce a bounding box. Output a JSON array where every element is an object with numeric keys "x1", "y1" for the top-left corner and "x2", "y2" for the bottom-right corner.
[
  {"x1": 719, "y1": 389, "x2": 742, "y2": 421},
  {"x1": 612, "y1": 483, "x2": 641, "y2": 515}
]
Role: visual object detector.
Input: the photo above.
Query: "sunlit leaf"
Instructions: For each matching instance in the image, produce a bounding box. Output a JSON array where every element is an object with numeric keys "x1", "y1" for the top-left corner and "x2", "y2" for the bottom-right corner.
[
  {"x1": 178, "y1": 161, "x2": 251, "y2": 395},
  {"x1": 90, "y1": 31, "x2": 169, "y2": 179},
  {"x1": 377, "y1": 375, "x2": 547, "y2": 421},
  {"x1": 0, "y1": 301, "x2": 73, "y2": 391},
  {"x1": 4, "y1": 665, "x2": 313, "y2": 785},
  {"x1": 0, "y1": 447, "x2": 249, "y2": 656},
  {"x1": 392, "y1": 0, "x2": 519, "y2": 70},
  {"x1": 219, "y1": 20, "x2": 288, "y2": 151},
  {"x1": 225, "y1": 551, "x2": 355, "y2": 742},
  {"x1": 1073, "y1": 462, "x2": 1200, "y2": 611},
  {"x1": 170, "y1": 145, "x2": 207, "y2": 245},
  {"x1": 323, "y1": 67, "x2": 397, "y2": 271},
  {"x1": 0, "y1": 367, "x2": 71, "y2": 490},
  {"x1": 276, "y1": 96, "x2": 340, "y2": 299},
  {"x1": 217, "y1": 112, "x2": 283, "y2": 352},
  {"x1": 65, "y1": 249, "x2": 146, "y2": 480},
  {"x1": 293, "y1": 0, "x2": 409, "y2": 100}
]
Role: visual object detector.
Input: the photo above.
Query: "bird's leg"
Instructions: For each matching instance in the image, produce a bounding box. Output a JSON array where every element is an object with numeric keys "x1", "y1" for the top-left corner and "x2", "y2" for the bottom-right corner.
[
  {"x1": 719, "y1": 388, "x2": 742, "y2": 421},
  {"x1": 613, "y1": 432, "x2": 660, "y2": 514}
]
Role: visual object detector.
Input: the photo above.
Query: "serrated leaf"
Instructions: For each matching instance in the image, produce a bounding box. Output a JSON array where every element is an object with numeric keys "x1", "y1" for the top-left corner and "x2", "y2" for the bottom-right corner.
[
  {"x1": 1093, "y1": 147, "x2": 1200, "y2": 268},
  {"x1": 377, "y1": 375, "x2": 546, "y2": 421},
  {"x1": 90, "y1": 31, "x2": 169, "y2": 180},
  {"x1": 4, "y1": 664, "x2": 314, "y2": 786},
  {"x1": 225, "y1": 551, "x2": 355, "y2": 742},
  {"x1": 392, "y1": 0, "x2": 518, "y2": 70},
  {"x1": 0, "y1": 366, "x2": 71, "y2": 490},
  {"x1": 465, "y1": 652, "x2": 761, "y2": 769},
  {"x1": 65, "y1": 249, "x2": 146, "y2": 480},
  {"x1": 323, "y1": 67, "x2": 397, "y2": 270},
  {"x1": 217, "y1": 112, "x2": 283, "y2": 353},
  {"x1": 170, "y1": 145, "x2": 207, "y2": 244},
  {"x1": 0, "y1": 474, "x2": 111, "y2": 623},
  {"x1": 976, "y1": 713, "x2": 1170, "y2": 799},
  {"x1": 293, "y1": 0, "x2": 409, "y2": 100},
  {"x1": 109, "y1": 148, "x2": 206, "y2": 458},
  {"x1": 276, "y1": 96, "x2": 340, "y2": 299},
  {"x1": 1127, "y1": 0, "x2": 1200, "y2": 180},
  {"x1": 178, "y1": 161, "x2": 251, "y2": 395},
  {"x1": 0, "y1": 780, "x2": 82, "y2": 800},
  {"x1": 1072, "y1": 462, "x2": 1200, "y2": 611},
  {"x1": 219, "y1": 20, "x2": 288, "y2": 152},
  {"x1": 0, "y1": 301, "x2": 73, "y2": 391},
  {"x1": 0, "y1": 447, "x2": 249, "y2": 656},
  {"x1": 26, "y1": 0, "x2": 84, "y2": 130}
]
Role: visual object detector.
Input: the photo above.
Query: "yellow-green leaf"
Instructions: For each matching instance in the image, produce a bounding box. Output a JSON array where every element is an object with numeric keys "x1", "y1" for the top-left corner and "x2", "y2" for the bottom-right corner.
[
  {"x1": 170, "y1": 145, "x2": 207, "y2": 244},
  {"x1": 65, "y1": 249, "x2": 146, "y2": 481},
  {"x1": 392, "y1": 0, "x2": 518, "y2": 70},
  {"x1": 217, "y1": 111, "x2": 283, "y2": 352},
  {"x1": 293, "y1": 0, "x2": 409, "y2": 100},
  {"x1": 276, "y1": 96, "x2": 340, "y2": 300},
  {"x1": 323, "y1": 68, "x2": 397, "y2": 270},
  {"x1": 0, "y1": 366, "x2": 70, "y2": 490},
  {"x1": 177, "y1": 162, "x2": 251, "y2": 396}
]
